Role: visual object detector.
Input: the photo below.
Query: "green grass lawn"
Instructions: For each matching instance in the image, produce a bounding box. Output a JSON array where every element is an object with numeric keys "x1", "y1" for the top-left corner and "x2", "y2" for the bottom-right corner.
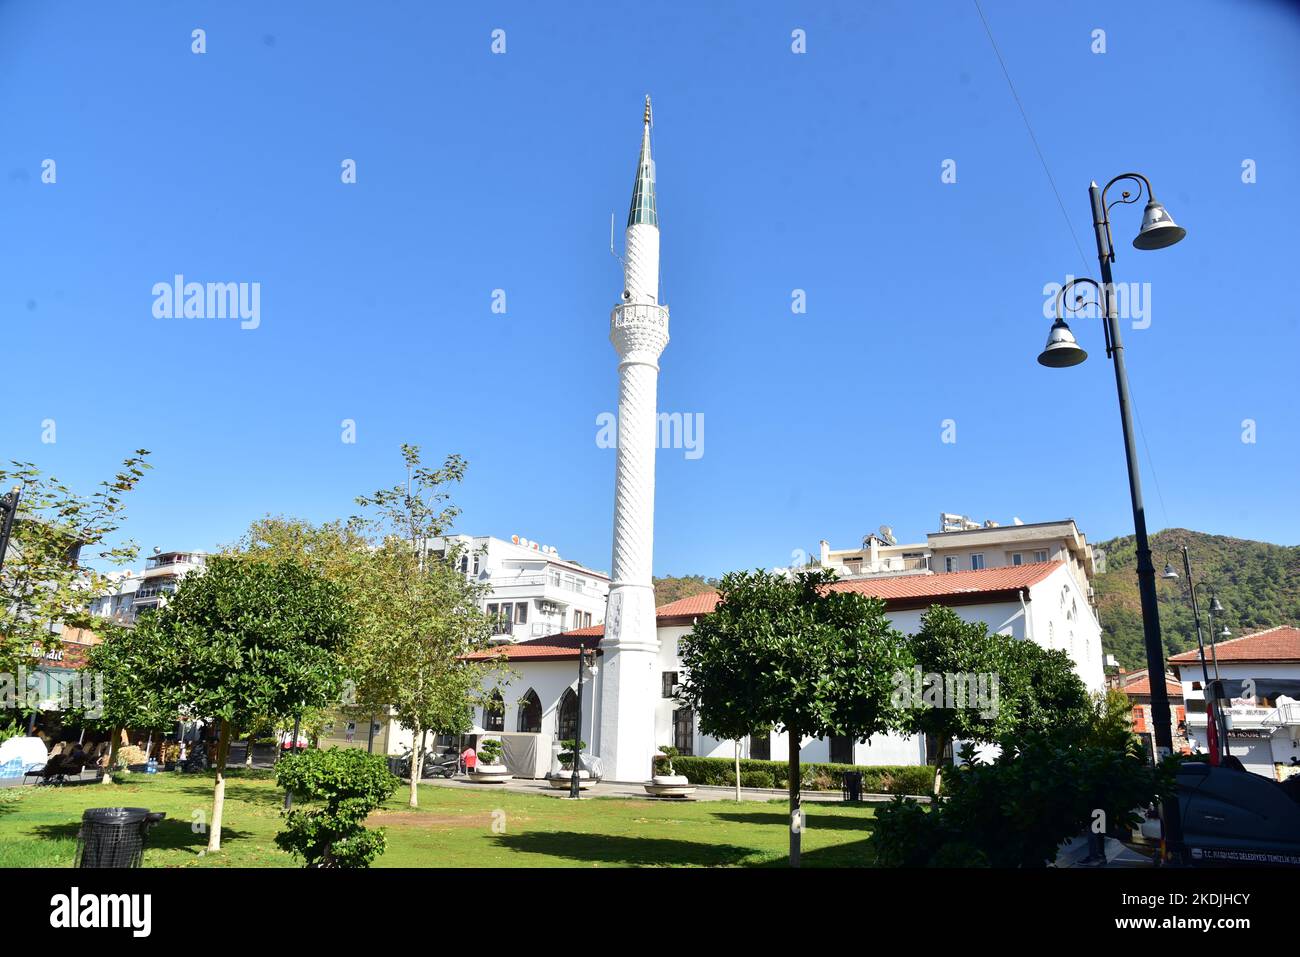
[{"x1": 0, "y1": 771, "x2": 879, "y2": 868}]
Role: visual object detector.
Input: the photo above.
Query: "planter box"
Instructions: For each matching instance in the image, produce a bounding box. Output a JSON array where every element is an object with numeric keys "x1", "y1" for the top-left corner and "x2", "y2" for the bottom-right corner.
[
  {"x1": 644, "y1": 774, "x2": 696, "y2": 799},
  {"x1": 467, "y1": 765, "x2": 512, "y2": 784},
  {"x1": 546, "y1": 770, "x2": 594, "y2": 790}
]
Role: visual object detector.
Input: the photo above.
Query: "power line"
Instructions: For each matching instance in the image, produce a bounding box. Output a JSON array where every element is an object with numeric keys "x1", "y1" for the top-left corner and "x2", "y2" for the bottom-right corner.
[
  {"x1": 971, "y1": 0, "x2": 1174, "y2": 532},
  {"x1": 971, "y1": 0, "x2": 1091, "y2": 273}
]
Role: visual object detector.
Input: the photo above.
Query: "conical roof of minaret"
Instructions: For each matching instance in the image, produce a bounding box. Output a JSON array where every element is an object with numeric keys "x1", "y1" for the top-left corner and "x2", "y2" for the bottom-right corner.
[{"x1": 626, "y1": 95, "x2": 657, "y2": 228}]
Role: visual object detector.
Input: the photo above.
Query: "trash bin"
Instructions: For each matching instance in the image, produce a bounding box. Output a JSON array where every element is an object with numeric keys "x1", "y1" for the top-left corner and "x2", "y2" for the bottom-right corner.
[
  {"x1": 841, "y1": 771, "x2": 863, "y2": 802},
  {"x1": 75, "y1": 807, "x2": 166, "y2": 868}
]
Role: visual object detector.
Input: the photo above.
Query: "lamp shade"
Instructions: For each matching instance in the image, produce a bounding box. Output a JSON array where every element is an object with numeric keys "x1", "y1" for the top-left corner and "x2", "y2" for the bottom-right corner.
[
  {"x1": 1133, "y1": 200, "x2": 1186, "y2": 250},
  {"x1": 1037, "y1": 319, "x2": 1088, "y2": 368}
]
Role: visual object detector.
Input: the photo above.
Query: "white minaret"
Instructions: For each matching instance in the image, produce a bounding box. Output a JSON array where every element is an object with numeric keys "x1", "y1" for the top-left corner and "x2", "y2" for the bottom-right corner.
[{"x1": 599, "y1": 96, "x2": 669, "y2": 782}]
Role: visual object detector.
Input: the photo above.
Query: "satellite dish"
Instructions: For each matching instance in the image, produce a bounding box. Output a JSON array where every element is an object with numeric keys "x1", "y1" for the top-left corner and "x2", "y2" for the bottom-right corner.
[
  {"x1": 879, "y1": 525, "x2": 896, "y2": 545},
  {"x1": 152, "y1": 546, "x2": 161, "y2": 554},
  {"x1": 1012, "y1": 517, "x2": 1024, "y2": 526}
]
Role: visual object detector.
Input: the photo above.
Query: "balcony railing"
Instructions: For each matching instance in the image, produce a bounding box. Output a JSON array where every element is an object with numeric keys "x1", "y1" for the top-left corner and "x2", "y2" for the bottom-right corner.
[{"x1": 837, "y1": 556, "x2": 932, "y2": 577}]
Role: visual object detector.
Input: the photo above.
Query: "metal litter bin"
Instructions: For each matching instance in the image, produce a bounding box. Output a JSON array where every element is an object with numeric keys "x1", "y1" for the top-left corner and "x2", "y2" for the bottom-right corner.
[
  {"x1": 75, "y1": 807, "x2": 166, "y2": 868},
  {"x1": 841, "y1": 771, "x2": 863, "y2": 802}
]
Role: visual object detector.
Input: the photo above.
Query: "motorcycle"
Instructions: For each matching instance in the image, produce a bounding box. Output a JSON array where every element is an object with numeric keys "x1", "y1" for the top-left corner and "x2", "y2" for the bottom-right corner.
[{"x1": 395, "y1": 747, "x2": 459, "y2": 779}]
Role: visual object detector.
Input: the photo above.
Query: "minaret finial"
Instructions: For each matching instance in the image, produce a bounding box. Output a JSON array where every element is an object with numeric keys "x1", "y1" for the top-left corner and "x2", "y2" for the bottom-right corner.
[{"x1": 644, "y1": 95, "x2": 652, "y2": 127}]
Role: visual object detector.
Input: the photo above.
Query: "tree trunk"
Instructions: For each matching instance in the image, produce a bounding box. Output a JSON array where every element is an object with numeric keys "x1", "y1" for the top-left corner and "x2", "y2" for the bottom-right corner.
[
  {"x1": 734, "y1": 739, "x2": 742, "y2": 801},
  {"x1": 101, "y1": 724, "x2": 122, "y2": 785},
  {"x1": 933, "y1": 737, "x2": 951, "y2": 797},
  {"x1": 207, "y1": 719, "x2": 232, "y2": 853},
  {"x1": 367, "y1": 714, "x2": 376, "y2": 754},
  {"x1": 408, "y1": 723, "x2": 423, "y2": 808},
  {"x1": 788, "y1": 729, "x2": 801, "y2": 868}
]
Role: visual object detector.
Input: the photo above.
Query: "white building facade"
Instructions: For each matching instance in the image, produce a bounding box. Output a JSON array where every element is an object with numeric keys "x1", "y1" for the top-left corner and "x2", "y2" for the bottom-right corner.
[
  {"x1": 1171, "y1": 626, "x2": 1300, "y2": 780},
  {"x1": 88, "y1": 549, "x2": 207, "y2": 626},
  {"x1": 429, "y1": 534, "x2": 609, "y2": 643},
  {"x1": 472, "y1": 560, "x2": 1106, "y2": 780}
]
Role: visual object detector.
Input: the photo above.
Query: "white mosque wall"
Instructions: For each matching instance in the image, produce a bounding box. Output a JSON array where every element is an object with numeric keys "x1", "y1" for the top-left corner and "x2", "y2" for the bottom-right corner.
[{"x1": 481, "y1": 572, "x2": 1106, "y2": 774}]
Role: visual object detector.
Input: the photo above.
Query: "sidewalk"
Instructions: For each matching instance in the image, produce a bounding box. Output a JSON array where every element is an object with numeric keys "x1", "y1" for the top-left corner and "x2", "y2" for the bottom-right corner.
[{"x1": 409, "y1": 773, "x2": 925, "y2": 804}]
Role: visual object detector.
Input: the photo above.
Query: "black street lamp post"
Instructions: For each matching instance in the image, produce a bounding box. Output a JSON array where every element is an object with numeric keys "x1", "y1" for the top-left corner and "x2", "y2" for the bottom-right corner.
[
  {"x1": 1037, "y1": 172, "x2": 1187, "y2": 861},
  {"x1": 0, "y1": 486, "x2": 21, "y2": 575},
  {"x1": 1198, "y1": 586, "x2": 1232, "y2": 757},
  {"x1": 1163, "y1": 548, "x2": 1221, "y2": 763},
  {"x1": 569, "y1": 644, "x2": 595, "y2": 799}
]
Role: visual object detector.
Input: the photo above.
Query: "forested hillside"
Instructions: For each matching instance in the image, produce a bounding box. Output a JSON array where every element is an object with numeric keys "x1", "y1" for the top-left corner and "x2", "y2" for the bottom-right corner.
[{"x1": 1092, "y1": 529, "x2": 1300, "y2": 669}]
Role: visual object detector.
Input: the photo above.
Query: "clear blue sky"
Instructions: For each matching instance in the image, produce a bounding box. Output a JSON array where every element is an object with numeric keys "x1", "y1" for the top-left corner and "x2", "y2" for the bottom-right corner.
[{"x1": 1, "y1": 0, "x2": 1297, "y2": 577}]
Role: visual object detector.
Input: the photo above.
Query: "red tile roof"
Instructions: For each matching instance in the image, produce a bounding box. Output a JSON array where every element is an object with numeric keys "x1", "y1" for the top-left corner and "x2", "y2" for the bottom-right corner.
[
  {"x1": 1169, "y1": 625, "x2": 1300, "y2": 664},
  {"x1": 1122, "y1": 675, "x2": 1183, "y2": 698},
  {"x1": 468, "y1": 562, "x2": 1064, "y2": 660}
]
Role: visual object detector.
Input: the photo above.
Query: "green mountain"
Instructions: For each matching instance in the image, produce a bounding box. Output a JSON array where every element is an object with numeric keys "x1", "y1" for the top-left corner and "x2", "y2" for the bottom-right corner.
[
  {"x1": 653, "y1": 575, "x2": 719, "y2": 607},
  {"x1": 1092, "y1": 529, "x2": 1300, "y2": 670}
]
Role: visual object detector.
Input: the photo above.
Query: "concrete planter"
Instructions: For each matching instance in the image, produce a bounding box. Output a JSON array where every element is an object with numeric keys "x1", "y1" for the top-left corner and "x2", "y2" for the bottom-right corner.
[
  {"x1": 467, "y1": 765, "x2": 512, "y2": 784},
  {"x1": 546, "y1": 770, "x2": 594, "y2": 790},
  {"x1": 644, "y1": 774, "x2": 696, "y2": 799}
]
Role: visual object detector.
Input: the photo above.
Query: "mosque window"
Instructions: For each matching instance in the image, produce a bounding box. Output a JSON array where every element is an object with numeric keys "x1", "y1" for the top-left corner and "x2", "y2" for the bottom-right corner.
[
  {"x1": 483, "y1": 690, "x2": 505, "y2": 732},
  {"x1": 672, "y1": 708, "x2": 694, "y2": 756},
  {"x1": 557, "y1": 689, "x2": 579, "y2": 743}
]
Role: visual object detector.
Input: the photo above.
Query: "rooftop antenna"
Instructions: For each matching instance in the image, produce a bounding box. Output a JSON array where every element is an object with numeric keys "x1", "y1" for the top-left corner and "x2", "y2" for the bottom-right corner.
[{"x1": 609, "y1": 213, "x2": 624, "y2": 267}]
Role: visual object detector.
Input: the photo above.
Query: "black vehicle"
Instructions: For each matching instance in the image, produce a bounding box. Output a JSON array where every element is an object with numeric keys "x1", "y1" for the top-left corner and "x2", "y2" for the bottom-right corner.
[
  {"x1": 1176, "y1": 759, "x2": 1300, "y2": 867},
  {"x1": 395, "y1": 747, "x2": 459, "y2": 779}
]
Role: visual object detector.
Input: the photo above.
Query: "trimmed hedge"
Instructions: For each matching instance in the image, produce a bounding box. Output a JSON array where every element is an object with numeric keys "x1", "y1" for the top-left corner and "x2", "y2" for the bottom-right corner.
[{"x1": 658, "y1": 755, "x2": 935, "y2": 795}]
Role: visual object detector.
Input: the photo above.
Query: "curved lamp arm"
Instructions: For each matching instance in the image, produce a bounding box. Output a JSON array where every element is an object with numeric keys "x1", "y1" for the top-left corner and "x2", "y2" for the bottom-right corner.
[
  {"x1": 1054, "y1": 277, "x2": 1103, "y2": 321},
  {"x1": 1098, "y1": 172, "x2": 1157, "y2": 263},
  {"x1": 1053, "y1": 277, "x2": 1116, "y2": 358}
]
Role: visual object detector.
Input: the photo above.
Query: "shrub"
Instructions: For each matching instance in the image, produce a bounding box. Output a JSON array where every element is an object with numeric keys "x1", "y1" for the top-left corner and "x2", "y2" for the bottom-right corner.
[
  {"x1": 274, "y1": 747, "x2": 398, "y2": 868},
  {"x1": 558, "y1": 739, "x2": 586, "y2": 770},
  {"x1": 478, "y1": 739, "x2": 503, "y2": 765},
  {"x1": 667, "y1": 756, "x2": 934, "y2": 795},
  {"x1": 739, "y1": 770, "x2": 774, "y2": 789},
  {"x1": 873, "y1": 737, "x2": 1176, "y2": 868}
]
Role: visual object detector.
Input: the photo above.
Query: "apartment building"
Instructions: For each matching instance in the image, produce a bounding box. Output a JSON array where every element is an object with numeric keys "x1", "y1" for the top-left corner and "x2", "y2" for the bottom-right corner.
[
  {"x1": 428, "y1": 534, "x2": 610, "y2": 644},
  {"x1": 818, "y1": 512, "x2": 1097, "y2": 601},
  {"x1": 87, "y1": 549, "x2": 207, "y2": 626}
]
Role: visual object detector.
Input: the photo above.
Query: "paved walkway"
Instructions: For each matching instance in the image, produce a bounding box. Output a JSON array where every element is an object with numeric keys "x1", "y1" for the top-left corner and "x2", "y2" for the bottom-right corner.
[{"x1": 408, "y1": 773, "x2": 917, "y2": 804}]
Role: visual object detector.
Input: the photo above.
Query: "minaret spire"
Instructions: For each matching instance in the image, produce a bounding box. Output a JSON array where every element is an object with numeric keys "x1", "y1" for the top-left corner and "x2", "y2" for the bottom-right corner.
[
  {"x1": 628, "y1": 95, "x2": 657, "y2": 228},
  {"x1": 599, "y1": 96, "x2": 670, "y2": 782}
]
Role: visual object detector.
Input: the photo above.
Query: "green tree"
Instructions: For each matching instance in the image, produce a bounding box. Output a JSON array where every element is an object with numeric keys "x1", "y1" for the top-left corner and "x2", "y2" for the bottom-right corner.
[
  {"x1": 275, "y1": 747, "x2": 398, "y2": 868},
  {"x1": 903, "y1": 606, "x2": 1021, "y2": 795},
  {"x1": 129, "y1": 556, "x2": 351, "y2": 852},
  {"x1": 679, "y1": 569, "x2": 913, "y2": 866},
  {"x1": 227, "y1": 516, "x2": 379, "y2": 748},
  {"x1": 0, "y1": 452, "x2": 150, "y2": 678},
  {"x1": 75, "y1": 621, "x2": 178, "y2": 784},
  {"x1": 351, "y1": 445, "x2": 500, "y2": 807},
  {"x1": 1000, "y1": 638, "x2": 1092, "y2": 737}
]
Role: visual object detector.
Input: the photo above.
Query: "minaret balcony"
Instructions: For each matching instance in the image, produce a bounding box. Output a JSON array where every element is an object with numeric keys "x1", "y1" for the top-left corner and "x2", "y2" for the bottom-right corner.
[{"x1": 610, "y1": 302, "x2": 669, "y2": 358}]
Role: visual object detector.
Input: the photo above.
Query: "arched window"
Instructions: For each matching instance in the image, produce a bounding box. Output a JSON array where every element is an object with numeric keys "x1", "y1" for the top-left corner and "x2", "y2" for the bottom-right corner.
[
  {"x1": 557, "y1": 688, "x2": 579, "y2": 744},
  {"x1": 483, "y1": 689, "x2": 504, "y2": 732},
  {"x1": 517, "y1": 689, "x2": 542, "y2": 734}
]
